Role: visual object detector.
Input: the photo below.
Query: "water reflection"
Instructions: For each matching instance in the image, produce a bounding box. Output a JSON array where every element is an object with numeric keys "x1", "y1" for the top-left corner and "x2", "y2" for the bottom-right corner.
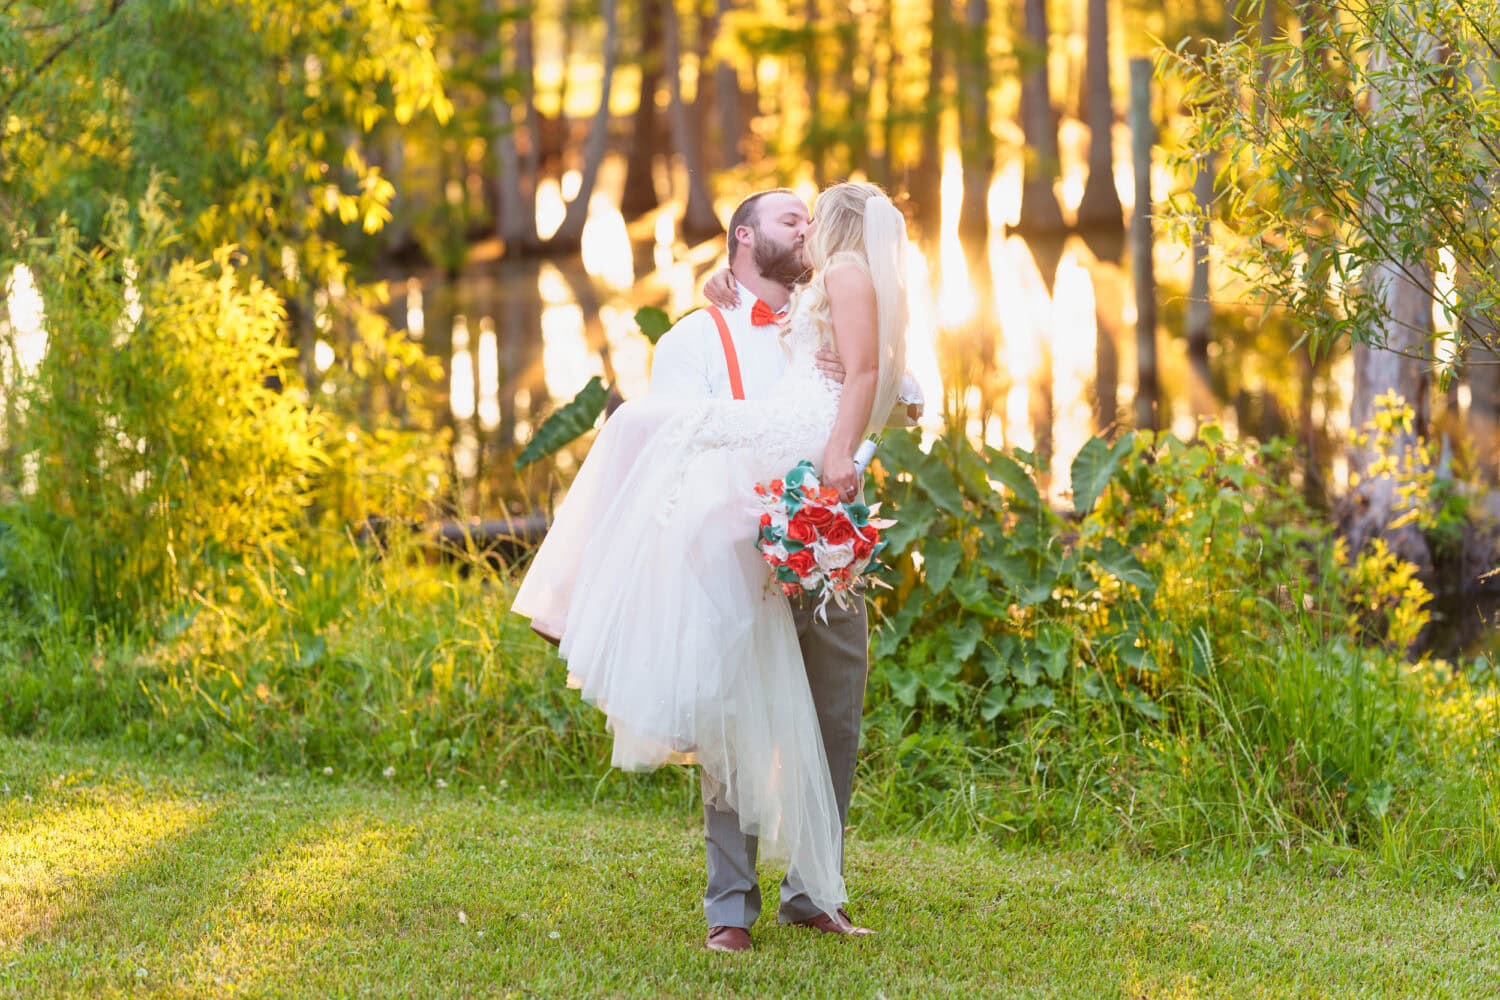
[{"x1": 388, "y1": 150, "x2": 1378, "y2": 521}]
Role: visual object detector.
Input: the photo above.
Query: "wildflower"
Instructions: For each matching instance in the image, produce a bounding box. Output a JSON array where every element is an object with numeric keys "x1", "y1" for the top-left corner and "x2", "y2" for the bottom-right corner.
[{"x1": 383, "y1": 766, "x2": 396, "y2": 779}]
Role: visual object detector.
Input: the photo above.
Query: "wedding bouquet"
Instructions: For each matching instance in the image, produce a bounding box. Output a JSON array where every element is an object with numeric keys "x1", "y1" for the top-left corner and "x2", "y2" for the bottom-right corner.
[{"x1": 752, "y1": 458, "x2": 894, "y2": 619}]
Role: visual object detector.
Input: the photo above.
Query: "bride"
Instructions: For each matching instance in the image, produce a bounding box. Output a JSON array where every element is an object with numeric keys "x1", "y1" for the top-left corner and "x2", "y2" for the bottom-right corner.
[{"x1": 512, "y1": 181, "x2": 909, "y2": 921}]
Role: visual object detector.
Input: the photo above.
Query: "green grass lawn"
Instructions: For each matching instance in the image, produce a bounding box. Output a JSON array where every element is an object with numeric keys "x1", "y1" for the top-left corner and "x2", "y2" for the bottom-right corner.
[{"x1": 3, "y1": 738, "x2": 1499, "y2": 999}]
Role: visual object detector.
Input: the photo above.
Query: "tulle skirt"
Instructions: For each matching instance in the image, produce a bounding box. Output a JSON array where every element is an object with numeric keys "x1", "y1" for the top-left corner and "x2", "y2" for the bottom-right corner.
[{"x1": 512, "y1": 394, "x2": 847, "y2": 916}]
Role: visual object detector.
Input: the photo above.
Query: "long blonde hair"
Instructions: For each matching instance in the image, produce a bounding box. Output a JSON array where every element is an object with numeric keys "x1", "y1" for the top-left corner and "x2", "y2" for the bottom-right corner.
[{"x1": 794, "y1": 182, "x2": 909, "y2": 436}]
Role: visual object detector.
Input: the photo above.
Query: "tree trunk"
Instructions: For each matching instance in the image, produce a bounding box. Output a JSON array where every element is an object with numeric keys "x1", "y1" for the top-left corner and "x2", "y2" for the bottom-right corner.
[
  {"x1": 1254, "y1": 0, "x2": 1278, "y2": 124},
  {"x1": 805, "y1": 0, "x2": 825, "y2": 186},
  {"x1": 1185, "y1": 151, "x2": 1213, "y2": 414},
  {"x1": 1461, "y1": 59, "x2": 1500, "y2": 489},
  {"x1": 621, "y1": 0, "x2": 664, "y2": 219},
  {"x1": 1075, "y1": 0, "x2": 1123, "y2": 231},
  {"x1": 714, "y1": 0, "x2": 744, "y2": 169},
  {"x1": 1344, "y1": 15, "x2": 1434, "y2": 577},
  {"x1": 840, "y1": 17, "x2": 868, "y2": 178},
  {"x1": 548, "y1": 0, "x2": 621, "y2": 250},
  {"x1": 491, "y1": 0, "x2": 540, "y2": 253},
  {"x1": 1470, "y1": 341, "x2": 1500, "y2": 487},
  {"x1": 1016, "y1": 0, "x2": 1066, "y2": 235},
  {"x1": 956, "y1": 0, "x2": 993, "y2": 245},
  {"x1": 662, "y1": 0, "x2": 724, "y2": 242},
  {"x1": 1128, "y1": 58, "x2": 1158, "y2": 431},
  {"x1": 873, "y1": 0, "x2": 898, "y2": 188},
  {"x1": 911, "y1": 0, "x2": 949, "y2": 237}
]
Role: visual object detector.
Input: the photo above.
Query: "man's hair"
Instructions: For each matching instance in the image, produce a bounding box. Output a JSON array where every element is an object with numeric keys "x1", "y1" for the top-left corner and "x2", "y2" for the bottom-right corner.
[{"x1": 726, "y1": 187, "x2": 798, "y2": 265}]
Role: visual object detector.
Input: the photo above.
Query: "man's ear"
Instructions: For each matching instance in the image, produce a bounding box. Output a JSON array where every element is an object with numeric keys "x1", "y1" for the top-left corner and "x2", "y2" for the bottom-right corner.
[{"x1": 733, "y1": 224, "x2": 754, "y2": 255}]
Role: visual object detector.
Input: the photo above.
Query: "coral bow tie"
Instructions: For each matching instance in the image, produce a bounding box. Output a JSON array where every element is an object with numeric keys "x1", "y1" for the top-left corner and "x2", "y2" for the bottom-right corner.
[{"x1": 750, "y1": 300, "x2": 781, "y2": 327}]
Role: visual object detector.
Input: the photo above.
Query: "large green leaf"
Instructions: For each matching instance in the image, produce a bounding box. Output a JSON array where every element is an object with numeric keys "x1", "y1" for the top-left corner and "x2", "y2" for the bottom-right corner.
[
  {"x1": 634, "y1": 306, "x2": 672, "y2": 344},
  {"x1": 920, "y1": 537, "x2": 963, "y2": 594},
  {"x1": 983, "y1": 449, "x2": 1041, "y2": 510},
  {"x1": 881, "y1": 430, "x2": 966, "y2": 514},
  {"x1": 514, "y1": 377, "x2": 609, "y2": 469},
  {"x1": 1070, "y1": 433, "x2": 1133, "y2": 516}
]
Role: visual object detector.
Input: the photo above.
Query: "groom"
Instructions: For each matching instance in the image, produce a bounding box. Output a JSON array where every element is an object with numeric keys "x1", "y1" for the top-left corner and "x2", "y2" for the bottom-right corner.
[{"x1": 650, "y1": 188, "x2": 920, "y2": 953}]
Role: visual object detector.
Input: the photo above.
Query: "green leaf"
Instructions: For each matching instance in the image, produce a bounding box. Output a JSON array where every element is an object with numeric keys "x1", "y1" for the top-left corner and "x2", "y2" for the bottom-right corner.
[
  {"x1": 984, "y1": 450, "x2": 1041, "y2": 509},
  {"x1": 1036, "y1": 623, "x2": 1072, "y2": 680},
  {"x1": 515, "y1": 377, "x2": 608, "y2": 469},
  {"x1": 1010, "y1": 687, "x2": 1055, "y2": 711},
  {"x1": 1070, "y1": 433, "x2": 1133, "y2": 516},
  {"x1": 1012, "y1": 646, "x2": 1042, "y2": 687},
  {"x1": 952, "y1": 572, "x2": 1008, "y2": 618},
  {"x1": 881, "y1": 500, "x2": 937, "y2": 557},
  {"x1": 950, "y1": 618, "x2": 985, "y2": 663},
  {"x1": 888, "y1": 666, "x2": 921, "y2": 707},
  {"x1": 634, "y1": 306, "x2": 672, "y2": 344},
  {"x1": 921, "y1": 537, "x2": 963, "y2": 594},
  {"x1": 980, "y1": 682, "x2": 1012, "y2": 721},
  {"x1": 979, "y1": 636, "x2": 1017, "y2": 682}
]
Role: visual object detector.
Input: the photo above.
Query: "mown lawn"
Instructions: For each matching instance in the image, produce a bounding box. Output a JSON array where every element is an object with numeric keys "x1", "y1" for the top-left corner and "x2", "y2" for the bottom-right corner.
[{"x1": 3, "y1": 737, "x2": 1498, "y2": 999}]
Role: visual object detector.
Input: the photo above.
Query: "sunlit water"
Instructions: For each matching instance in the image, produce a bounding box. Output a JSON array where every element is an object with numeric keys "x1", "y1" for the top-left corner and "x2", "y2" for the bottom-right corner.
[
  {"x1": 395, "y1": 147, "x2": 1375, "y2": 517},
  {"x1": 0, "y1": 147, "x2": 1403, "y2": 522}
]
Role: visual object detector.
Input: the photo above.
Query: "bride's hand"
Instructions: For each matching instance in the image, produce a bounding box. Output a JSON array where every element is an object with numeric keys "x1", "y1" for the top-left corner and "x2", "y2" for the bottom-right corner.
[
  {"x1": 822, "y1": 448, "x2": 860, "y2": 502},
  {"x1": 703, "y1": 268, "x2": 739, "y2": 309}
]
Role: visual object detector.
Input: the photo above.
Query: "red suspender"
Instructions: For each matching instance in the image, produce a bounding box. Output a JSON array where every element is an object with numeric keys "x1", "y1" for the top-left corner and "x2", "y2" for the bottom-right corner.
[{"x1": 705, "y1": 305, "x2": 746, "y2": 401}]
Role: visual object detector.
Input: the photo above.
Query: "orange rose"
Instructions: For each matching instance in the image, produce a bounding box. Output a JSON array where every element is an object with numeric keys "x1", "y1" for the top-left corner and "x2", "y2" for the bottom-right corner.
[
  {"x1": 799, "y1": 504, "x2": 837, "y2": 533},
  {"x1": 823, "y1": 517, "x2": 856, "y2": 546},
  {"x1": 786, "y1": 515, "x2": 817, "y2": 546},
  {"x1": 785, "y1": 548, "x2": 817, "y2": 578}
]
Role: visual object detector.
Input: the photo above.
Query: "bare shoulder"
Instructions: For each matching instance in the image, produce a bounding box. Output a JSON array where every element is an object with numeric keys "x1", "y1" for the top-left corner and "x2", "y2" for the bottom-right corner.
[{"x1": 823, "y1": 262, "x2": 876, "y2": 310}]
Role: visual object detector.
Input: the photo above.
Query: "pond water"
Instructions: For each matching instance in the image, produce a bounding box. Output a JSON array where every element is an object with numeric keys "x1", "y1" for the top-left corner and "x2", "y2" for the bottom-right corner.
[{"x1": 391, "y1": 146, "x2": 1364, "y2": 518}]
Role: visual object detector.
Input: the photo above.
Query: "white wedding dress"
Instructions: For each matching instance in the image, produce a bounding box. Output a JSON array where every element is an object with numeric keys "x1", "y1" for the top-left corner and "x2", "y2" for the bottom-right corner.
[{"x1": 512, "y1": 295, "x2": 848, "y2": 916}]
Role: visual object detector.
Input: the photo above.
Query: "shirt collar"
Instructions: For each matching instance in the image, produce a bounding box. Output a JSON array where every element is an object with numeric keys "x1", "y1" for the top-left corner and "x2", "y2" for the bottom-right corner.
[{"x1": 735, "y1": 293, "x2": 789, "y2": 317}]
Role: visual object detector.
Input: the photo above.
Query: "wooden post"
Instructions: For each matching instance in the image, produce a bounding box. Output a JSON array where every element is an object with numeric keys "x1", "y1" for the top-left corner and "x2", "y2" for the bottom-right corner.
[{"x1": 1128, "y1": 57, "x2": 1158, "y2": 431}]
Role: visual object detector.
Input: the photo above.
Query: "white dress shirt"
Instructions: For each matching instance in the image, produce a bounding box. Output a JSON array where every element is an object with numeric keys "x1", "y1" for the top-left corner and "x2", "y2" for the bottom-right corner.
[
  {"x1": 649, "y1": 294, "x2": 925, "y2": 423},
  {"x1": 649, "y1": 296, "x2": 788, "y2": 401}
]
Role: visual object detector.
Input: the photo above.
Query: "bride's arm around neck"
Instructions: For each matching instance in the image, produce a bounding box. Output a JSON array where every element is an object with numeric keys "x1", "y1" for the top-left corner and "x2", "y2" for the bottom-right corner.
[{"x1": 820, "y1": 261, "x2": 879, "y2": 498}]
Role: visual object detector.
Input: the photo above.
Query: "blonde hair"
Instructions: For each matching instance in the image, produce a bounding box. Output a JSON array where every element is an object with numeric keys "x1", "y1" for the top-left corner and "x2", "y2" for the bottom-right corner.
[{"x1": 793, "y1": 182, "x2": 909, "y2": 436}]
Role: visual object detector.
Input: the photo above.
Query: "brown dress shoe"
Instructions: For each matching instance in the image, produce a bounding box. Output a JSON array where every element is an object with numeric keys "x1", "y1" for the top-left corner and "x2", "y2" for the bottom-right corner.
[
  {"x1": 705, "y1": 925, "x2": 752, "y2": 952},
  {"x1": 788, "y1": 908, "x2": 874, "y2": 936}
]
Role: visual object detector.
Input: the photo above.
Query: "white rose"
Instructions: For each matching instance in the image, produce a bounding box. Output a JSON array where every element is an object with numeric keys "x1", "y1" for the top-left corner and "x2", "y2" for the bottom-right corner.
[{"x1": 814, "y1": 540, "x2": 856, "y2": 570}]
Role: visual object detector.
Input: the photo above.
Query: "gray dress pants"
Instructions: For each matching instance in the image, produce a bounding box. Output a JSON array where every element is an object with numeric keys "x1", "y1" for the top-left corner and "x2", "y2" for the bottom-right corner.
[{"x1": 701, "y1": 595, "x2": 868, "y2": 927}]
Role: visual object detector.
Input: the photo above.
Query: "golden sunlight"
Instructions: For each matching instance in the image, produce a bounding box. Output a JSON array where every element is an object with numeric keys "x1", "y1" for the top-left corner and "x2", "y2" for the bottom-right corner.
[
  {"x1": 1050, "y1": 253, "x2": 1098, "y2": 504},
  {"x1": 477, "y1": 316, "x2": 501, "y2": 431},
  {"x1": 538, "y1": 264, "x2": 604, "y2": 402},
  {"x1": 581, "y1": 195, "x2": 635, "y2": 292},
  {"x1": 4, "y1": 265, "x2": 47, "y2": 377},
  {"x1": 0, "y1": 795, "x2": 209, "y2": 950},
  {"x1": 937, "y1": 151, "x2": 976, "y2": 327},
  {"x1": 449, "y1": 315, "x2": 475, "y2": 422}
]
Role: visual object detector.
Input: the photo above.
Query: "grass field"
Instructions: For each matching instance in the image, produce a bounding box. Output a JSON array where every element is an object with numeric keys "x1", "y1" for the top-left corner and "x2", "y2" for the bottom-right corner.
[{"x1": 4, "y1": 737, "x2": 1499, "y2": 998}]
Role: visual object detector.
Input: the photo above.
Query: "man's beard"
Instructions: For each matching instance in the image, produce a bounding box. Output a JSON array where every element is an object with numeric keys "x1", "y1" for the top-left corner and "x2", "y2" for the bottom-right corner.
[{"x1": 753, "y1": 231, "x2": 811, "y2": 288}]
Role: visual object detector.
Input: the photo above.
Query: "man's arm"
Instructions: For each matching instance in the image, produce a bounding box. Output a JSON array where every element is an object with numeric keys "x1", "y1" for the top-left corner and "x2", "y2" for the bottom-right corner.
[{"x1": 649, "y1": 313, "x2": 714, "y2": 399}]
